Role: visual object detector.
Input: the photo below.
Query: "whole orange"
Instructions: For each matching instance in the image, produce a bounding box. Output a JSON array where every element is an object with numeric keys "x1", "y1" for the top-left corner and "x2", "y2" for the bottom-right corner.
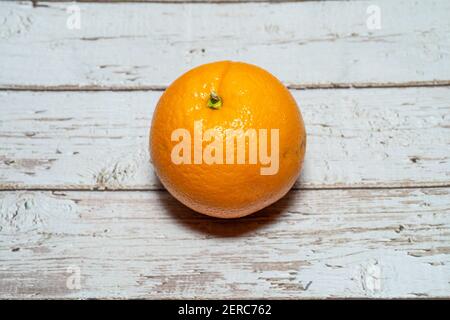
[{"x1": 150, "y1": 61, "x2": 306, "y2": 218}]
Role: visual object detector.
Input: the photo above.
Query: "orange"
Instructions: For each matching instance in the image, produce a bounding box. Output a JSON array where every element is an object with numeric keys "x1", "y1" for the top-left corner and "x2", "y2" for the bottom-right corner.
[{"x1": 150, "y1": 61, "x2": 306, "y2": 218}]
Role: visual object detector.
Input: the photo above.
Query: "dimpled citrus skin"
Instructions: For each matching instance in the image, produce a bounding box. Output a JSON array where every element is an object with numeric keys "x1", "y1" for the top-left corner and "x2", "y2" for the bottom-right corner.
[{"x1": 150, "y1": 61, "x2": 306, "y2": 218}]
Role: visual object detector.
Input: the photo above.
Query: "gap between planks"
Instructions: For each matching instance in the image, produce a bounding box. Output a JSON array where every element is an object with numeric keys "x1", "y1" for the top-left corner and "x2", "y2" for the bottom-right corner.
[
  {"x1": 2, "y1": 184, "x2": 450, "y2": 192},
  {"x1": 2, "y1": 80, "x2": 450, "y2": 92},
  {"x1": 29, "y1": 0, "x2": 357, "y2": 5}
]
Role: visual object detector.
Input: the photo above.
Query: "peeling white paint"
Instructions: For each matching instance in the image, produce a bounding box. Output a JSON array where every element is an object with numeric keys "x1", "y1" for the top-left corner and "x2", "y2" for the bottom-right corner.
[
  {"x1": 0, "y1": 1, "x2": 450, "y2": 88},
  {"x1": 0, "y1": 189, "x2": 449, "y2": 298},
  {"x1": 0, "y1": 88, "x2": 449, "y2": 190}
]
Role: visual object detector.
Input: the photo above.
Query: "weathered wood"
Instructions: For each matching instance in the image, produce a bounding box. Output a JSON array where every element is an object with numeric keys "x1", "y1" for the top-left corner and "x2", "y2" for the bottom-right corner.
[
  {"x1": 1, "y1": 87, "x2": 449, "y2": 190},
  {"x1": 1, "y1": 0, "x2": 449, "y2": 301},
  {"x1": 1, "y1": 0, "x2": 450, "y2": 88},
  {"x1": 0, "y1": 188, "x2": 449, "y2": 298}
]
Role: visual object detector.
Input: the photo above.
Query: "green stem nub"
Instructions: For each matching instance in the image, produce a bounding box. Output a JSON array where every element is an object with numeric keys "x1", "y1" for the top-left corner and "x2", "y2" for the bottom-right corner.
[{"x1": 207, "y1": 91, "x2": 222, "y2": 110}]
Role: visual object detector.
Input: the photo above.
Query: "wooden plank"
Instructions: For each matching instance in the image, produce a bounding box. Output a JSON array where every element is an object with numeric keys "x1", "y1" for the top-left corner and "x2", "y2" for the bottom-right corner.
[
  {"x1": 1, "y1": 0, "x2": 450, "y2": 88},
  {"x1": 0, "y1": 187, "x2": 449, "y2": 298},
  {"x1": 1, "y1": 87, "x2": 450, "y2": 190}
]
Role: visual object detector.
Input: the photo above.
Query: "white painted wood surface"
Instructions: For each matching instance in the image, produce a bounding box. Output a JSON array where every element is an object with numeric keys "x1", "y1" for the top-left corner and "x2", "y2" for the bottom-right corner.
[
  {"x1": 1, "y1": 87, "x2": 449, "y2": 190},
  {"x1": 0, "y1": 0, "x2": 449, "y2": 299},
  {"x1": 1, "y1": 0, "x2": 450, "y2": 89},
  {"x1": 1, "y1": 188, "x2": 449, "y2": 299}
]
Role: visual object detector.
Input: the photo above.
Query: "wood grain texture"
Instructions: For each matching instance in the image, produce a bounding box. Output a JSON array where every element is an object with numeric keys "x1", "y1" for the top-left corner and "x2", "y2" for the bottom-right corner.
[
  {"x1": 1, "y1": 87, "x2": 449, "y2": 190},
  {"x1": 1, "y1": 0, "x2": 450, "y2": 89},
  {"x1": 0, "y1": 188, "x2": 449, "y2": 298},
  {"x1": 1, "y1": 0, "x2": 449, "y2": 300}
]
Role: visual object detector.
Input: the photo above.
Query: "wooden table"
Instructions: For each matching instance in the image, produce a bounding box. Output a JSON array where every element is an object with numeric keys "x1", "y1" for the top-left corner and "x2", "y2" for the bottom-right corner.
[{"x1": 0, "y1": 0, "x2": 449, "y2": 299}]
